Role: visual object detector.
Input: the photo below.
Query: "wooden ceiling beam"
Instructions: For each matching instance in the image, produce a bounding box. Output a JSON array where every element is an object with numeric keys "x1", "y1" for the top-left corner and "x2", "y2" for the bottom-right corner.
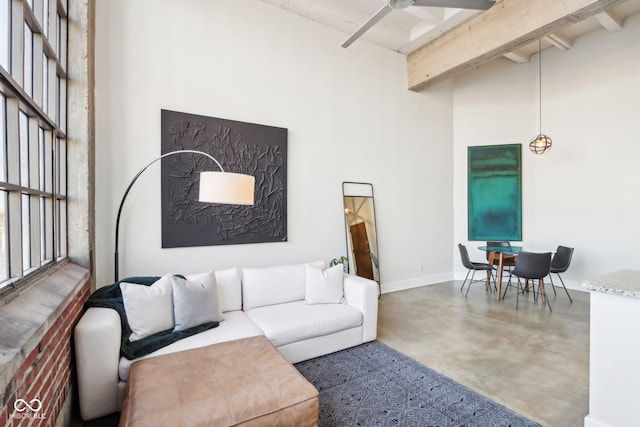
[
  {"x1": 406, "y1": 0, "x2": 629, "y2": 91},
  {"x1": 503, "y1": 48, "x2": 530, "y2": 63},
  {"x1": 544, "y1": 32, "x2": 573, "y2": 50},
  {"x1": 595, "y1": 9, "x2": 624, "y2": 31}
]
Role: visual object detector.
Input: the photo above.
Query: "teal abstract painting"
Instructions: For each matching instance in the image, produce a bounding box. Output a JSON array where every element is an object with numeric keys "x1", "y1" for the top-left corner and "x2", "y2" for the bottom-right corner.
[{"x1": 468, "y1": 144, "x2": 522, "y2": 241}]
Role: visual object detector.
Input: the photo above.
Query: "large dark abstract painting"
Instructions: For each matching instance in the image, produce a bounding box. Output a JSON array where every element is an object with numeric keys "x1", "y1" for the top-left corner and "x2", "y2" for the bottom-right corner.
[
  {"x1": 468, "y1": 144, "x2": 522, "y2": 241},
  {"x1": 160, "y1": 109, "x2": 287, "y2": 248}
]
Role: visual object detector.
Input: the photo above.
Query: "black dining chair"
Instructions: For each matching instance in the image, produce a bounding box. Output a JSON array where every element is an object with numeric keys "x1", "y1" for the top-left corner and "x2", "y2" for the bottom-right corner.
[
  {"x1": 458, "y1": 244, "x2": 494, "y2": 296},
  {"x1": 548, "y1": 245, "x2": 574, "y2": 303},
  {"x1": 503, "y1": 251, "x2": 552, "y2": 311}
]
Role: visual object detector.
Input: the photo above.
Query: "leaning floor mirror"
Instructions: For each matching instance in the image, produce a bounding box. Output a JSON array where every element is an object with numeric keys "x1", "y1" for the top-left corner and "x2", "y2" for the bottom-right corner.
[{"x1": 342, "y1": 182, "x2": 380, "y2": 293}]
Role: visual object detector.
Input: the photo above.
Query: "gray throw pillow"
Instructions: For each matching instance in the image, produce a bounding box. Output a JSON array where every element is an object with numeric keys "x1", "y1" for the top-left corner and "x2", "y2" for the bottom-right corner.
[{"x1": 171, "y1": 275, "x2": 223, "y2": 331}]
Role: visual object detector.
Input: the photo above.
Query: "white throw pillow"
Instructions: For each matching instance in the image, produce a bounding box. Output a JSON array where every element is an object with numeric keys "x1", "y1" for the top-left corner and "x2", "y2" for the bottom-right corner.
[
  {"x1": 215, "y1": 268, "x2": 242, "y2": 312},
  {"x1": 120, "y1": 274, "x2": 174, "y2": 342},
  {"x1": 305, "y1": 264, "x2": 344, "y2": 305},
  {"x1": 172, "y1": 275, "x2": 224, "y2": 331},
  {"x1": 243, "y1": 260, "x2": 324, "y2": 310}
]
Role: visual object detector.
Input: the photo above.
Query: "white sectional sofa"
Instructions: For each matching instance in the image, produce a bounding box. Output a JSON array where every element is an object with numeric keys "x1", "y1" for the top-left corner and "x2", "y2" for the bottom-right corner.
[{"x1": 74, "y1": 261, "x2": 379, "y2": 421}]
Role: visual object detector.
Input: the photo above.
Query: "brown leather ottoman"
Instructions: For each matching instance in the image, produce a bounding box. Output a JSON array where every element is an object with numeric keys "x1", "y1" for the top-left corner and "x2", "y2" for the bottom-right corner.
[{"x1": 119, "y1": 336, "x2": 318, "y2": 427}]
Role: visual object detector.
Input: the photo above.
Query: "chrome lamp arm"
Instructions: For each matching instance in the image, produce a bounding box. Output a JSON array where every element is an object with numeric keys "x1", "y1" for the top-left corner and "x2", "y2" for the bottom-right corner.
[{"x1": 114, "y1": 149, "x2": 248, "y2": 282}]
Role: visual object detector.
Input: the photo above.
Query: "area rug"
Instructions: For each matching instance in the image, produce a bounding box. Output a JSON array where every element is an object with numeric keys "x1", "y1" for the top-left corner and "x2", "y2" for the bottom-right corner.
[
  {"x1": 294, "y1": 341, "x2": 540, "y2": 427},
  {"x1": 83, "y1": 340, "x2": 540, "y2": 426}
]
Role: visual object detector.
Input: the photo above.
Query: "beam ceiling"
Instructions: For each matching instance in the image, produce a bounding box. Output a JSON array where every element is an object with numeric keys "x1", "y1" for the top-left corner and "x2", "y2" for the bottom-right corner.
[{"x1": 407, "y1": 0, "x2": 630, "y2": 91}]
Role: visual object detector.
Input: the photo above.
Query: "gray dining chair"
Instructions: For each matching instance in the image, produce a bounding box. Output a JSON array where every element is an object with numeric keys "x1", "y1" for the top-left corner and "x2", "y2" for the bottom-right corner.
[
  {"x1": 549, "y1": 245, "x2": 574, "y2": 303},
  {"x1": 503, "y1": 251, "x2": 553, "y2": 311},
  {"x1": 458, "y1": 244, "x2": 494, "y2": 296}
]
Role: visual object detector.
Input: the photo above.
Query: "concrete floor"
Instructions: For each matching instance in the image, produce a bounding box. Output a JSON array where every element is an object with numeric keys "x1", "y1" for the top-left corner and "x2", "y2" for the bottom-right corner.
[{"x1": 377, "y1": 280, "x2": 590, "y2": 427}]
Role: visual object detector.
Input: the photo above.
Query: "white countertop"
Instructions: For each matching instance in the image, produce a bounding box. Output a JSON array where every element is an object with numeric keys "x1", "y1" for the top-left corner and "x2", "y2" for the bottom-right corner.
[{"x1": 581, "y1": 269, "x2": 640, "y2": 298}]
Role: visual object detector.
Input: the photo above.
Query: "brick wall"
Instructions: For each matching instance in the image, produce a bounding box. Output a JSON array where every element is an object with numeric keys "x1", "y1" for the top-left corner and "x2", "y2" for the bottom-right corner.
[{"x1": 1, "y1": 279, "x2": 91, "y2": 427}]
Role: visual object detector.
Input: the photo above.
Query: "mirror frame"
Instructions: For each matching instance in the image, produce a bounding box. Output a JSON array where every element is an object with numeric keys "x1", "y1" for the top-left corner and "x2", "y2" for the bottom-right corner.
[{"x1": 342, "y1": 182, "x2": 380, "y2": 295}]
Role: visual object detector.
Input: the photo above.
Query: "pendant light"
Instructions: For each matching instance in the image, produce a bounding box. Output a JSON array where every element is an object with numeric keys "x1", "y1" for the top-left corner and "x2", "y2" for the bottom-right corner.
[{"x1": 529, "y1": 39, "x2": 552, "y2": 154}]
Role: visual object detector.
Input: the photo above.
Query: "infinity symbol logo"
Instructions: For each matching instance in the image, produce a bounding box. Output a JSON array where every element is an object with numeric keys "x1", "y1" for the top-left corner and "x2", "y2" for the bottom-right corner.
[{"x1": 14, "y1": 398, "x2": 43, "y2": 412}]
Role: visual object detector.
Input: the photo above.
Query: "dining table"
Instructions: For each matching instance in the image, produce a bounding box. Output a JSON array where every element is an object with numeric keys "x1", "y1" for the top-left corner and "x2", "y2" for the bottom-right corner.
[{"x1": 478, "y1": 245, "x2": 523, "y2": 300}]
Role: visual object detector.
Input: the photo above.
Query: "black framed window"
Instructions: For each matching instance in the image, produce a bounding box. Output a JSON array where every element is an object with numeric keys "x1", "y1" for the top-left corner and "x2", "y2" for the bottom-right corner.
[{"x1": 0, "y1": 0, "x2": 68, "y2": 296}]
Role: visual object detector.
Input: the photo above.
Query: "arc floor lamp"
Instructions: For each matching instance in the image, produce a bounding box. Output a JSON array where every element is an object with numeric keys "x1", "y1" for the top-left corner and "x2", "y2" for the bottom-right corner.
[{"x1": 114, "y1": 149, "x2": 255, "y2": 281}]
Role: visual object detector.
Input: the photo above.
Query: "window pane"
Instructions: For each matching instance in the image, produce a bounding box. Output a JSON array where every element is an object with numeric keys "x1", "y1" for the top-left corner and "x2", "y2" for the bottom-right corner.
[
  {"x1": 0, "y1": 0, "x2": 9, "y2": 71},
  {"x1": 59, "y1": 13, "x2": 66, "y2": 70},
  {"x1": 61, "y1": 200, "x2": 66, "y2": 257},
  {"x1": 22, "y1": 193, "x2": 30, "y2": 272},
  {"x1": 43, "y1": 196, "x2": 53, "y2": 262},
  {"x1": 58, "y1": 78, "x2": 66, "y2": 133},
  {"x1": 55, "y1": 74, "x2": 60, "y2": 125},
  {"x1": 56, "y1": 198, "x2": 66, "y2": 258},
  {"x1": 24, "y1": 24, "x2": 33, "y2": 96},
  {"x1": 44, "y1": 129, "x2": 52, "y2": 192},
  {"x1": 43, "y1": 54, "x2": 49, "y2": 114},
  {"x1": 39, "y1": 196, "x2": 46, "y2": 263},
  {"x1": 58, "y1": 138, "x2": 66, "y2": 195},
  {"x1": 0, "y1": 94, "x2": 5, "y2": 181},
  {"x1": 56, "y1": 13, "x2": 61, "y2": 57},
  {"x1": 19, "y1": 111, "x2": 29, "y2": 186},
  {"x1": 43, "y1": 0, "x2": 49, "y2": 37},
  {"x1": 0, "y1": 191, "x2": 7, "y2": 283},
  {"x1": 39, "y1": 127, "x2": 45, "y2": 190}
]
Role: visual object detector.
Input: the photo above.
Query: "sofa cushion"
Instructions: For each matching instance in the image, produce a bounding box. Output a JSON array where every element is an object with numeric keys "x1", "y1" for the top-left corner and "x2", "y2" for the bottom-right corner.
[
  {"x1": 186, "y1": 268, "x2": 242, "y2": 313},
  {"x1": 120, "y1": 275, "x2": 174, "y2": 342},
  {"x1": 305, "y1": 264, "x2": 344, "y2": 304},
  {"x1": 118, "y1": 310, "x2": 264, "y2": 381},
  {"x1": 244, "y1": 300, "x2": 362, "y2": 347},
  {"x1": 171, "y1": 276, "x2": 223, "y2": 331},
  {"x1": 242, "y1": 261, "x2": 324, "y2": 310}
]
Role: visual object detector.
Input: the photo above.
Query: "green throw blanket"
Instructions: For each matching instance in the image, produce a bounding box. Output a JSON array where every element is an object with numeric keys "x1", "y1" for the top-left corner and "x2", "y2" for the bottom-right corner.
[{"x1": 84, "y1": 276, "x2": 219, "y2": 360}]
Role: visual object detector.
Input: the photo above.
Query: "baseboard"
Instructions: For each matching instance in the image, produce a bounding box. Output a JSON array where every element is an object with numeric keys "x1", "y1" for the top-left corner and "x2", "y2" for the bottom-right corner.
[
  {"x1": 453, "y1": 271, "x2": 588, "y2": 293},
  {"x1": 583, "y1": 414, "x2": 610, "y2": 427},
  {"x1": 382, "y1": 272, "x2": 587, "y2": 295},
  {"x1": 381, "y1": 273, "x2": 453, "y2": 294}
]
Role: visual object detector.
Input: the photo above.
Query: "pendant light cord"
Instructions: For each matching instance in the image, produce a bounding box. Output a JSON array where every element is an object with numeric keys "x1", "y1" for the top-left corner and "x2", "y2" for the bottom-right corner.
[{"x1": 539, "y1": 39, "x2": 542, "y2": 135}]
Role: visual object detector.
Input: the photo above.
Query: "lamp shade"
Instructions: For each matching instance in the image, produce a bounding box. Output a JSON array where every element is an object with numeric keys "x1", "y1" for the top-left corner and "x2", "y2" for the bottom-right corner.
[{"x1": 198, "y1": 171, "x2": 255, "y2": 205}]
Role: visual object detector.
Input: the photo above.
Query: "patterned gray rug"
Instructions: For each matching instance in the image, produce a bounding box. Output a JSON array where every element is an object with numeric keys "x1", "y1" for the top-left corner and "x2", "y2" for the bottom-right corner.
[{"x1": 295, "y1": 341, "x2": 540, "y2": 427}]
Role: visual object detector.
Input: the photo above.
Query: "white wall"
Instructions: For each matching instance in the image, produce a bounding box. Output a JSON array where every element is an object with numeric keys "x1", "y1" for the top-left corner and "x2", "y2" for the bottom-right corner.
[
  {"x1": 94, "y1": 0, "x2": 454, "y2": 288},
  {"x1": 453, "y1": 13, "x2": 640, "y2": 289}
]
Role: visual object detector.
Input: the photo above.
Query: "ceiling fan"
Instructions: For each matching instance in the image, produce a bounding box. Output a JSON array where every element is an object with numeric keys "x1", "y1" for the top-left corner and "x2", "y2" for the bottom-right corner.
[{"x1": 341, "y1": 0, "x2": 497, "y2": 48}]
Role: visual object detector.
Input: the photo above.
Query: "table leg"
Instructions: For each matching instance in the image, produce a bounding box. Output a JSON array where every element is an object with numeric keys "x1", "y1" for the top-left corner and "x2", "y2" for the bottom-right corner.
[
  {"x1": 497, "y1": 253, "x2": 504, "y2": 300},
  {"x1": 539, "y1": 278, "x2": 546, "y2": 303}
]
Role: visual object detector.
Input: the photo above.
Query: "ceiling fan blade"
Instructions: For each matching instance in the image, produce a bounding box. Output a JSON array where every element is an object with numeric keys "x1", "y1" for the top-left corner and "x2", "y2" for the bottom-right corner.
[
  {"x1": 341, "y1": 4, "x2": 393, "y2": 48},
  {"x1": 412, "y1": 0, "x2": 496, "y2": 10}
]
